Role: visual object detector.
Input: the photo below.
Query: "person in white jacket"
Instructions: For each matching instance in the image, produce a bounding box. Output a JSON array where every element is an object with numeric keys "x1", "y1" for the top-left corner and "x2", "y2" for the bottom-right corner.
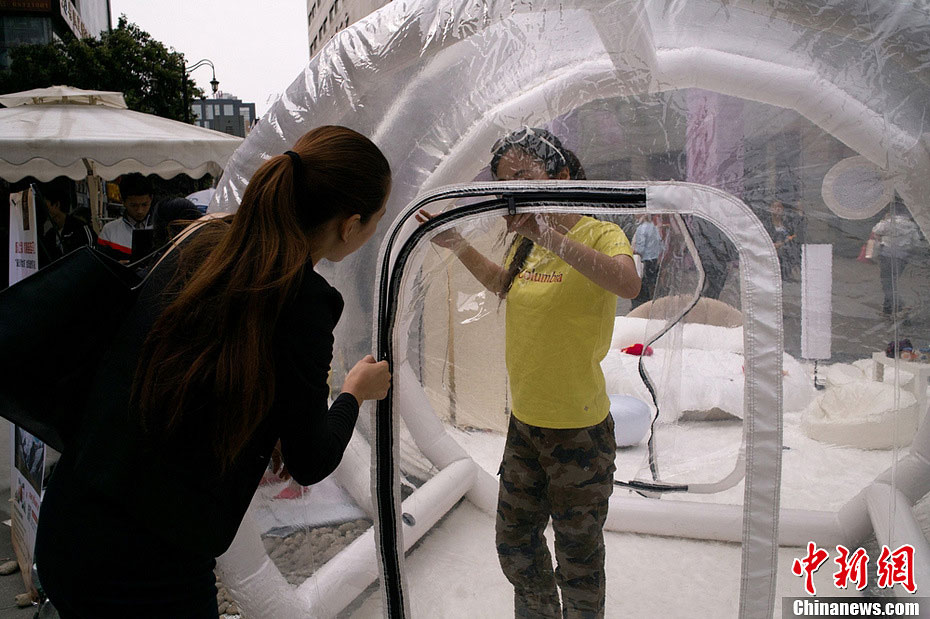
[
  {"x1": 97, "y1": 173, "x2": 153, "y2": 261},
  {"x1": 871, "y1": 200, "x2": 922, "y2": 315}
]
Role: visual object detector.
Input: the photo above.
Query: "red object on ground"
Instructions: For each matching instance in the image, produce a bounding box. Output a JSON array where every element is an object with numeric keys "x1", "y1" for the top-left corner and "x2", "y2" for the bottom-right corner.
[
  {"x1": 274, "y1": 484, "x2": 308, "y2": 500},
  {"x1": 621, "y1": 343, "x2": 653, "y2": 356}
]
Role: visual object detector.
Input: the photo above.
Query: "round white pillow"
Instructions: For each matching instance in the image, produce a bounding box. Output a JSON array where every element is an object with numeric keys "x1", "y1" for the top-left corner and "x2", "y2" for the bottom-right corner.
[{"x1": 609, "y1": 394, "x2": 653, "y2": 447}]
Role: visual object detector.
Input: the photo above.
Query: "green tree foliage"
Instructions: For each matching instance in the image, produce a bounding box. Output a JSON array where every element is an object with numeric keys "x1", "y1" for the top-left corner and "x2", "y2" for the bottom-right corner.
[{"x1": 0, "y1": 16, "x2": 202, "y2": 122}]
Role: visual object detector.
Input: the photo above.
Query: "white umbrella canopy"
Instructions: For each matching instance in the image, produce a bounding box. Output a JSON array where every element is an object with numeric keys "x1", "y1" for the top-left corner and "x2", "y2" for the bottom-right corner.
[{"x1": 0, "y1": 85, "x2": 242, "y2": 182}]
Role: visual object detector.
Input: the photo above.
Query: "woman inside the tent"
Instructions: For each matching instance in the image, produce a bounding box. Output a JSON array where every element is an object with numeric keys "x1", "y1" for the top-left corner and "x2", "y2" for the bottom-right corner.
[
  {"x1": 34, "y1": 126, "x2": 393, "y2": 617},
  {"x1": 417, "y1": 127, "x2": 640, "y2": 618}
]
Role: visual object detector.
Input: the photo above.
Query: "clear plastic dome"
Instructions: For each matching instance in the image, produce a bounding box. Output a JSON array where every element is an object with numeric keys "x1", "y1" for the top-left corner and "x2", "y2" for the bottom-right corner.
[{"x1": 211, "y1": 1, "x2": 930, "y2": 616}]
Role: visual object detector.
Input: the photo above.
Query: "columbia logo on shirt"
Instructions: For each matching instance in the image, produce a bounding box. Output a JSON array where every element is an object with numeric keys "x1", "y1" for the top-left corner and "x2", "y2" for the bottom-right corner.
[{"x1": 518, "y1": 269, "x2": 563, "y2": 283}]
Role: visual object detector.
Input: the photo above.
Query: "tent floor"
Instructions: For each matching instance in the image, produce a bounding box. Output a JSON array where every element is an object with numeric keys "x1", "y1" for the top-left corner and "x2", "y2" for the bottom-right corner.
[
  {"x1": 341, "y1": 420, "x2": 928, "y2": 617},
  {"x1": 346, "y1": 501, "x2": 885, "y2": 618}
]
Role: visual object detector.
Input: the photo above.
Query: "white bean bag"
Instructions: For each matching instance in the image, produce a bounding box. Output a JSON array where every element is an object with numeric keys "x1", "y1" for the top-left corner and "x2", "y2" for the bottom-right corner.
[
  {"x1": 825, "y1": 363, "x2": 865, "y2": 388},
  {"x1": 610, "y1": 316, "x2": 744, "y2": 354},
  {"x1": 801, "y1": 381, "x2": 918, "y2": 449},
  {"x1": 851, "y1": 358, "x2": 914, "y2": 386},
  {"x1": 603, "y1": 316, "x2": 816, "y2": 422}
]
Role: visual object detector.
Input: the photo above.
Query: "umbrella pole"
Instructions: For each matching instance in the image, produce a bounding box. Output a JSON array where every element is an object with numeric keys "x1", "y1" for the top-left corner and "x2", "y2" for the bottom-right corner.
[{"x1": 82, "y1": 159, "x2": 104, "y2": 234}]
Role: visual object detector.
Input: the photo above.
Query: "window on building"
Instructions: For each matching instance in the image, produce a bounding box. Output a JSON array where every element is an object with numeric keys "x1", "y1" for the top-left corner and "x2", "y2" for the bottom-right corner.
[
  {"x1": 205, "y1": 105, "x2": 213, "y2": 120},
  {"x1": 191, "y1": 104, "x2": 202, "y2": 120},
  {"x1": 224, "y1": 104, "x2": 234, "y2": 116},
  {"x1": 5, "y1": 15, "x2": 53, "y2": 47}
]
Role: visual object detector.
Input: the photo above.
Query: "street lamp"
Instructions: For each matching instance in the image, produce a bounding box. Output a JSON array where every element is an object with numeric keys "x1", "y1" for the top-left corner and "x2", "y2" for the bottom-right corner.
[{"x1": 183, "y1": 58, "x2": 219, "y2": 123}]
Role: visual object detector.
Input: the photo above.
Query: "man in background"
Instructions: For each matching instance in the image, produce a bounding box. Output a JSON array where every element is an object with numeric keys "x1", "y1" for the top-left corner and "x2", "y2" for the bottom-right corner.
[
  {"x1": 37, "y1": 177, "x2": 96, "y2": 268},
  {"x1": 97, "y1": 174, "x2": 153, "y2": 261},
  {"x1": 872, "y1": 198, "x2": 923, "y2": 316},
  {"x1": 631, "y1": 214, "x2": 663, "y2": 309}
]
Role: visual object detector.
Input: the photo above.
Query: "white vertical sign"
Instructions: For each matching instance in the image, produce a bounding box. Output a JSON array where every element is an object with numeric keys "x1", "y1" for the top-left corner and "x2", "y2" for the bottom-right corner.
[
  {"x1": 7, "y1": 188, "x2": 43, "y2": 596},
  {"x1": 9, "y1": 188, "x2": 39, "y2": 285},
  {"x1": 801, "y1": 244, "x2": 833, "y2": 360}
]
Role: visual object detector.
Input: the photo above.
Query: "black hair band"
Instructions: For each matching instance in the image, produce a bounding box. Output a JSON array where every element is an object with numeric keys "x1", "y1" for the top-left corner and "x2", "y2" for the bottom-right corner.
[
  {"x1": 285, "y1": 149, "x2": 315, "y2": 228},
  {"x1": 284, "y1": 150, "x2": 301, "y2": 167},
  {"x1": 285, "y1": 149, "x2": 304, "y2": 201}
]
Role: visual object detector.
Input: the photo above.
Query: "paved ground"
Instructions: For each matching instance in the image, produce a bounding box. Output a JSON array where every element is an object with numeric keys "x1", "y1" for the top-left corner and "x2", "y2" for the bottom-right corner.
[
  {"x1": 710, "y1": 251, "x2": 930, "y2": 363},
  {"x1": 799, "y1": 252, "x2": 930, "y2": 363}
]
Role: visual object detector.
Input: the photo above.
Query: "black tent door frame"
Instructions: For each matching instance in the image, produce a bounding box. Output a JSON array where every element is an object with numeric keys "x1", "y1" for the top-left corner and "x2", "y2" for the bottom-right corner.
[
  {"x1": 374, "y1": 183, "x2": 647, "y2": 618},
  {"x1": 371, "y1": 180, "x2": 783, "y2": 619}
]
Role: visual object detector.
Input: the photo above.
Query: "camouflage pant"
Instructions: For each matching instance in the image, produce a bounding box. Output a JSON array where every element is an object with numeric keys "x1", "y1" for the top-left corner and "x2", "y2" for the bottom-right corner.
[{"x1": 496, "y1": 414, "x2": 616, "y2": 619}]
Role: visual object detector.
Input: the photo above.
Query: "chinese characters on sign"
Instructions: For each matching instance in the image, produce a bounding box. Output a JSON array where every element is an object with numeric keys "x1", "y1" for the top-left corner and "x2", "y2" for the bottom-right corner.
[
  {"x1": 792, "y1": 542, "x2": 917, "y2": 595},
  {"x1": 12, "y1": 242, "x2": 37, "y2": 270},
  {"x1": 9, "y1": 189, "x2": 39, "y2": 283},
  {"x1": 58, "y1": 0, "x2": 91, "y2": 39},
  {"x1": 0, "y1": 1, "x2": 53, "y2": 11}
]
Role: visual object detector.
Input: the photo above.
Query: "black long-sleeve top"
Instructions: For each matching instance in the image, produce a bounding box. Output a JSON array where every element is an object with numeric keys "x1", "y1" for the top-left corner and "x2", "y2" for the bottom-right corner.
[{"x1": 36, "y1": 246, "x2": 360, "y2": 578}]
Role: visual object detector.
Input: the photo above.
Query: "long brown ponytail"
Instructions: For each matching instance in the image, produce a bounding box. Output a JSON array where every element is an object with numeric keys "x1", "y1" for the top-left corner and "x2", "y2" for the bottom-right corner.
[{"x1": 131, "y1": 126, "x2": 391, "y2": 472}]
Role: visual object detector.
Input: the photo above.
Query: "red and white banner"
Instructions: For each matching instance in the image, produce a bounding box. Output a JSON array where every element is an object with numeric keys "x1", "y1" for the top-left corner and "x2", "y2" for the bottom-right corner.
[
  {"x1": 8, "y1": 188, "x2": 43, "y2": 595},
  {"x1": 9, "y1": 188, "x2": 39, "y2": 285}
]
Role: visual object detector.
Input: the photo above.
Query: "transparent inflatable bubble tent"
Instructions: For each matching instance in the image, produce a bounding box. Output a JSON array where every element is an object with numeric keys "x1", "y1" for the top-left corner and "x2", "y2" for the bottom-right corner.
[{"x1": 211, "y1": 1, "x2": 930, "y2": 617}]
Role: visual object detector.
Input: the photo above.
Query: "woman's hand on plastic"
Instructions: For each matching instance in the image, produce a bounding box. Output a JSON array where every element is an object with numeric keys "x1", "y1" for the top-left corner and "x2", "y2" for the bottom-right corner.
[
  {"x1": 505, "y1": 213, "x2": 550, "y2": 245},
  {"x1": 343, "y1": 354, "x2": 392, "y2": 403},
  {"x1": 415, "y1": 209, "x2": 464, "y2": 250}
]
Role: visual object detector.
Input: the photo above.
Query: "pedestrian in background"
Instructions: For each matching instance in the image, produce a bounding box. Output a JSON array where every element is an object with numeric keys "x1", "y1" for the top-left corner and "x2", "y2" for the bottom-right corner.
[
  {"x1": 872, "y1": 199, "x2": 922, "y2": 316},
  {"x1": 36, "y1": 177, "x2": 96, "y2": 267},
  {"x1": 97, "y1": 173, "x2": 154, "y2": 261},
  {"x1": 631, "y1": 214, "x2": 663, "y2": 309}
]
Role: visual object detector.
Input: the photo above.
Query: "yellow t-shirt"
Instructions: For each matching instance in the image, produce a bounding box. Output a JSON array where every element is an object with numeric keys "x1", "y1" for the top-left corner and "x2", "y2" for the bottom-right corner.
[{"x1": 505, "y1": 216, "x2": 633, "y2": 429}]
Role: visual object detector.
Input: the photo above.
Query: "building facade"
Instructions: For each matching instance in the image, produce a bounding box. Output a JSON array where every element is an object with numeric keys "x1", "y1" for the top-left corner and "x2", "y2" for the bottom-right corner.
[
  {"x1": 191, "y1": 93, "x2": 257, "y2": 138},
  {"x1": 307, "y1": 0, "x2": 388, "y2": 57},
  {"x1": 0, "y1": 0, "x2": 110, "y2": 68}
]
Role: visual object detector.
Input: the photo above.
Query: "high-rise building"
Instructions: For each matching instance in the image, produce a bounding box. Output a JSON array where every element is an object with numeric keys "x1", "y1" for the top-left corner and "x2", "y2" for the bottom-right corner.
[
  {"x1": 307, "y1": 0, "x2": 388, "y2": 57},
  {"x1": 190, "y1": 92, "x2": 257, "y2": 138},
  {"x1": 0, "y1": 0, "x2": 111, "y2": 69}
]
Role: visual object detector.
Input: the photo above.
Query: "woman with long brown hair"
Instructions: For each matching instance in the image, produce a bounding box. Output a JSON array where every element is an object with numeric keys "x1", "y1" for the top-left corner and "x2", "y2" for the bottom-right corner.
[{"x1": 34, "y1": 126, "x2": 392, "y2": 617}]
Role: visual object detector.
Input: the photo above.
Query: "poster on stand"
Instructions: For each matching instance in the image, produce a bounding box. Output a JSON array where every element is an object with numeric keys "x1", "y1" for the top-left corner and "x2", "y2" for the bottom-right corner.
[
  {"x1": 9, "y1": 188, "x2": 38, "y2": 283},
  {"x1": 10, "y1": 427, "x2": 44, "y2": 593},
  {"x1": 8, "y1": 187, "x2": 43, "y2": 595}
]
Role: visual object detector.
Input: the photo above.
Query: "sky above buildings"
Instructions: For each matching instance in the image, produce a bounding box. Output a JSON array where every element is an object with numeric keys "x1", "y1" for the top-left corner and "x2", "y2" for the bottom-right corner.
[{"x1": 109, "y1": 0, "x2": 310, "y2": 117}]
